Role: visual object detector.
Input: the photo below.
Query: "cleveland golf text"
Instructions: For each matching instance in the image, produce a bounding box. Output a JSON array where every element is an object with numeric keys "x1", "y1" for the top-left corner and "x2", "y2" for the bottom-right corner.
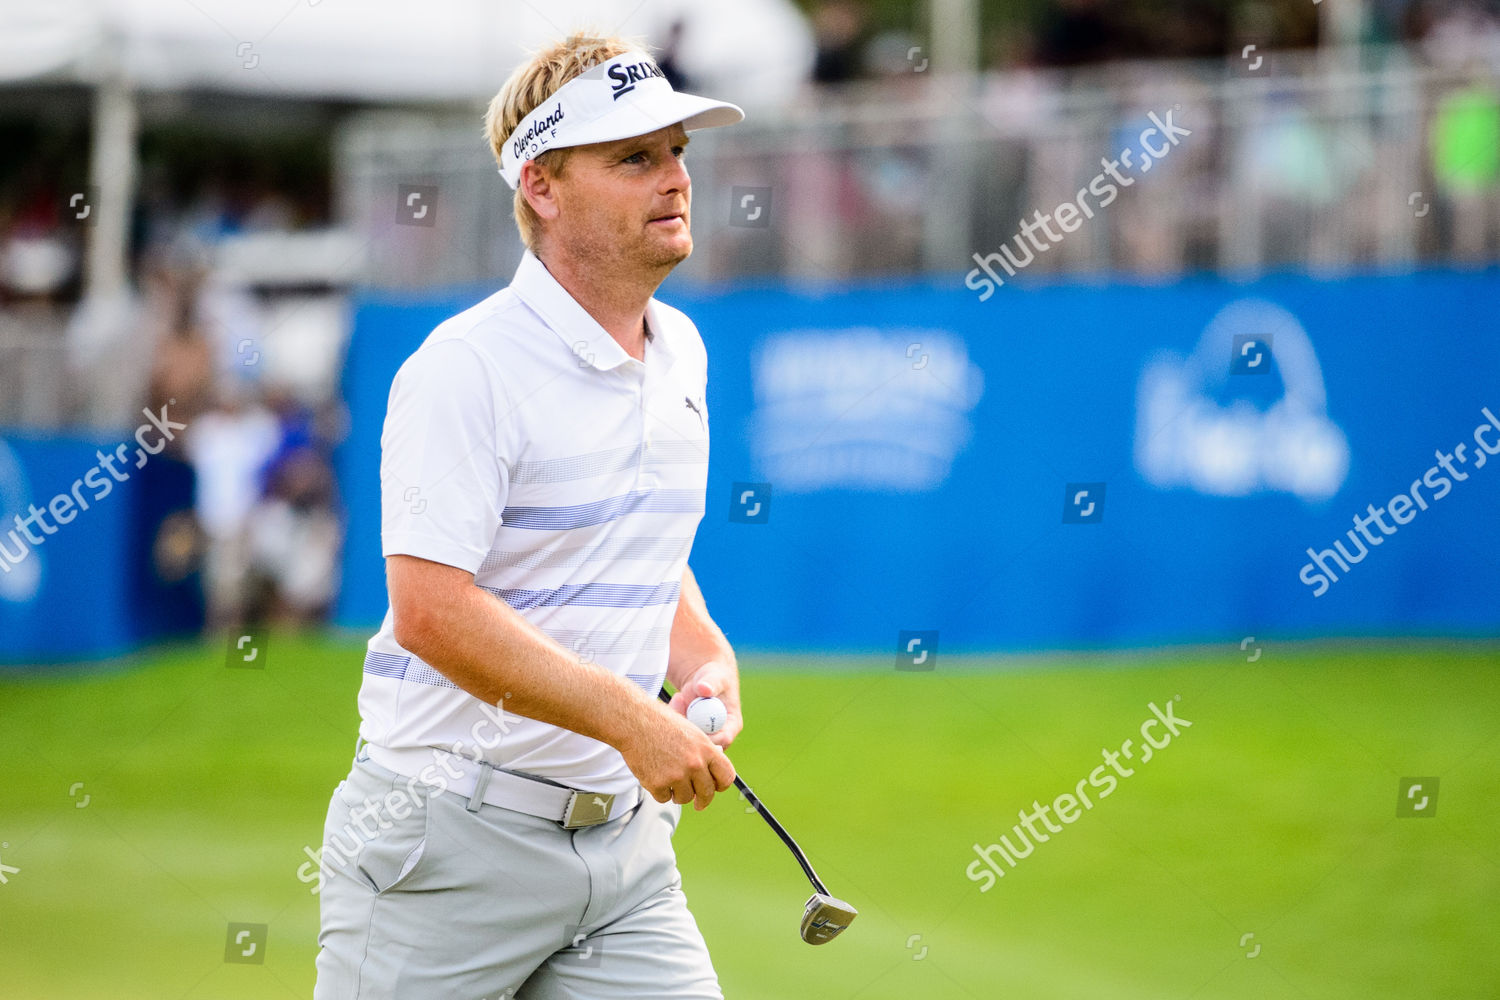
[{"x1": 511, "y1": 103, "x2": 565, "y2": 160}]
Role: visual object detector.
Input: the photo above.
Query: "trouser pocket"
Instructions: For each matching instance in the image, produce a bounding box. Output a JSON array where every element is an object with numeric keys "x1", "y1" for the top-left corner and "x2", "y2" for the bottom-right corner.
[{"x1": 321, "y1": 760, "x2": 433, "y2": 895}]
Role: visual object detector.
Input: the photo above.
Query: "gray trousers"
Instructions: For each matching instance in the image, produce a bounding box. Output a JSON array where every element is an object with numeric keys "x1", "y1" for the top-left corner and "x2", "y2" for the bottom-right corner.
[{"x1": 312, "y1": 753, "x2": 722, "y2": 999}]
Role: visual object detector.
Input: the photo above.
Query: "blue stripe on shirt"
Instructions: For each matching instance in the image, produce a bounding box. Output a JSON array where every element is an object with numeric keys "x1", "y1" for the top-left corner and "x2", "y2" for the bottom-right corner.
[
  {"x1": 500, "y1": 489, "x2": 704, "y2": 531},
  {"x1": 361, "y1": 650, "x2": 458, "y2": 689},
  {"x1": 483, "y1": 580, "x2": 682, "y2": 611}
]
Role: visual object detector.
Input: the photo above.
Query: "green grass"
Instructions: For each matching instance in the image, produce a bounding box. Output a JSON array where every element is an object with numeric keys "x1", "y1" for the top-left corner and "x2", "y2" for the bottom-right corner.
[{"x1": 1, "y1": 636, "x2": 1497, "y2": 998}]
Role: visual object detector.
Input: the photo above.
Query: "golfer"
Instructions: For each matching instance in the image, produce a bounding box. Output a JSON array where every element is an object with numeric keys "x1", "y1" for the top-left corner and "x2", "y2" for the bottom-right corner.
[{"x1": 314, "y1": 33, "x2": 745, "y2": 999}]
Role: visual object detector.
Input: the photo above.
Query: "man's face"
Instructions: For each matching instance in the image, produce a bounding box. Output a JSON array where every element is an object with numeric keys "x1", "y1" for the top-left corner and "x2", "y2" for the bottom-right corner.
[{"x1": 547, "y1": 123, "x2": 693, "y2": 273}]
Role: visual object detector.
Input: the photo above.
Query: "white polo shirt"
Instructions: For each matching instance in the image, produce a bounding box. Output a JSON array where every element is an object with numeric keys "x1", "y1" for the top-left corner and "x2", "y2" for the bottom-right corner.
[{"x1": 359, "y1": 250, "x2": 710, "y2": 797}]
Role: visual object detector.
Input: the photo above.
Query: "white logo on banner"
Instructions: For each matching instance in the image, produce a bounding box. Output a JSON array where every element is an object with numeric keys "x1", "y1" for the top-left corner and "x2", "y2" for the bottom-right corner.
[
  {"x1": 749, "y1": 329, "x2": 985, "y2": 492},
  {"x1": 1134, "y1": 299, "x2": 1349, "y2": 502},
  {"x1": 0, "y1": 440, "x2": 42, "y2": 603}
]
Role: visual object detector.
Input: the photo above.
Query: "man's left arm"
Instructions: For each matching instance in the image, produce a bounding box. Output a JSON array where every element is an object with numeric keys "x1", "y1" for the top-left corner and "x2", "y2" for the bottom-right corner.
[{"x1": 665, "y1": 565, "x2": 742, "y2": 747}]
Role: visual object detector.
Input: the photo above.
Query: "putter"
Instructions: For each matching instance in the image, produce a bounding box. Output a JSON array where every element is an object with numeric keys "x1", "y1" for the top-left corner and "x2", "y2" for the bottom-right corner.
[{"x1": 658, "y1": 687, "x2": 858, "y2": 945}]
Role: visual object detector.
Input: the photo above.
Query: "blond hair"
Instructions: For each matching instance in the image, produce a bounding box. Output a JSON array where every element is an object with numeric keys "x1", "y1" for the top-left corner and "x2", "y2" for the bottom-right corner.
[{"x1": 484, "y1": 33, "x2": 640, "y2": 253}]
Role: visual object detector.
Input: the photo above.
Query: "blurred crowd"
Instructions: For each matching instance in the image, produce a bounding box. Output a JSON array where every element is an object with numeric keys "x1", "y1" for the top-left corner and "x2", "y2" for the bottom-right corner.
[
  {"x1": 145, "y1": 198, "x2": 347, "y2": 633},
  {"x1": 694, "y1": 0, "x2": 1500, "y2": 282},
  {"x1": 803, "y1": 0, "x2": 1500, "y2": 80},
  {"x1": 0, "y1": 139, "x2": 346, "y2": 631}
]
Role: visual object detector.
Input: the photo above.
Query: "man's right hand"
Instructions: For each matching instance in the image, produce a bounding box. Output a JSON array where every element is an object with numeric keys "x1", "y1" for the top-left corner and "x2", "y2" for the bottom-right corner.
[{"x1": 621, "y1": 702, "x2": 736, "y2": 811}]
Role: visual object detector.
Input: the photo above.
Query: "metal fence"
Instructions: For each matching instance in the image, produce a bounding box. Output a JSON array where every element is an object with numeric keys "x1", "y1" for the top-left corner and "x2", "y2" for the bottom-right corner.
[
  {"x1": 6, "y1": 44, "x2": 1498, "y2": 429},
  {"x1": 334, "y1": 42, "x2": 1500, "y2": 289}
]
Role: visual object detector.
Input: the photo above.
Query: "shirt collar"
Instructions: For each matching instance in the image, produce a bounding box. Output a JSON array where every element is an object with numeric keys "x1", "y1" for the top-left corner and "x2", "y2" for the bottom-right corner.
[{"x1": 511, "y1": 250, "x2": 677, "y2": 374}]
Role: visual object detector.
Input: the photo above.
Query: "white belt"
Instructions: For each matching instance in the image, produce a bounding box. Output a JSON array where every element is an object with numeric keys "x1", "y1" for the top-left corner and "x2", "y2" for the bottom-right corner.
[{"x1": 362, "y1": 742, "x2": 640, "y2": 829}]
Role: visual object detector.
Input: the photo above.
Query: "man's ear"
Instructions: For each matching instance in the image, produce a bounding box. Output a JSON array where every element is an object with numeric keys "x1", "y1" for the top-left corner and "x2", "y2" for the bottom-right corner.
[{"x1": 520, "y1": 160, "x2": 561, "y2": 222}]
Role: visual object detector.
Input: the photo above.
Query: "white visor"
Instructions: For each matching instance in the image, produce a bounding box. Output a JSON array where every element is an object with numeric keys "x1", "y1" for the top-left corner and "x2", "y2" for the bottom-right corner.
[{"x1": 498, "y1": 50, "x2": 744, "y2": 189}]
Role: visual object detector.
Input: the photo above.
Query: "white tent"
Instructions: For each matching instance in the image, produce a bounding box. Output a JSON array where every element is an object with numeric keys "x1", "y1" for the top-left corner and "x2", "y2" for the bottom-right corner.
[
  {"x1": 0, "y1": 0, "x2": 813, "y2": 105},
  {"x1": 0, "y1": 0, "x2": 814, "y2": 298}
]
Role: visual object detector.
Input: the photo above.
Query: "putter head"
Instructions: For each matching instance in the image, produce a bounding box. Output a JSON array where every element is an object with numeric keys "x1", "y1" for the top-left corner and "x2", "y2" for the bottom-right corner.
[{"x1": 800, "y1": 893, "x2": 858, "y2": 945}]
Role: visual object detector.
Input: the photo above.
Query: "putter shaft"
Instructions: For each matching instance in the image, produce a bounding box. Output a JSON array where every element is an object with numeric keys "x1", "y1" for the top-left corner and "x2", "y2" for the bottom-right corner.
[
  {"x1": 657, "y1": 687, "x2": 830, "y2": 897},
  {"x1": 731, "y1": 775, "x2": 830, "y2": 897}
]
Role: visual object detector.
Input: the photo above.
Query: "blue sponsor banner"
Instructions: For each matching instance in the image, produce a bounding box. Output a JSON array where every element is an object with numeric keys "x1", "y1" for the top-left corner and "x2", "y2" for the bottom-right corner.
[
  {"x1": 334, "y1": 270, "x2": 1500, "y2": 651},
  {"x1": 0, "y1": 434, "x2": 201, "y2": 664}
]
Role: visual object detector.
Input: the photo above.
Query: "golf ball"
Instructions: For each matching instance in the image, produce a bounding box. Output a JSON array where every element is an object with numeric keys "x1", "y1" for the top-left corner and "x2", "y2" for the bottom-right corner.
[{"x1": 687, "y1": 696, "x2": 727, "y2": 735}]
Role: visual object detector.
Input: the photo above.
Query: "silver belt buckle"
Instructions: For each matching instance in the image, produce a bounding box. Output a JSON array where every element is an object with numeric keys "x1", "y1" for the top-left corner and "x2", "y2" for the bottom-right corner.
[{"x1": 562, "y1": 790, "x2": 615, "y2": 829}]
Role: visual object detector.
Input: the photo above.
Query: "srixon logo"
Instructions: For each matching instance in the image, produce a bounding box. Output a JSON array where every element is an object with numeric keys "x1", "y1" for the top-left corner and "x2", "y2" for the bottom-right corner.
[{"x1": 609, "y1": 59, "x2": 665, "y2": 99}]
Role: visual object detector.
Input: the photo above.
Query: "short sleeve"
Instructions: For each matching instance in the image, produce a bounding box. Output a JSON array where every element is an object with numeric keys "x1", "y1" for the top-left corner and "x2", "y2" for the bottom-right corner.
[{"x1": 380, "y1": 338, "x2": 511, "y2": 573}]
